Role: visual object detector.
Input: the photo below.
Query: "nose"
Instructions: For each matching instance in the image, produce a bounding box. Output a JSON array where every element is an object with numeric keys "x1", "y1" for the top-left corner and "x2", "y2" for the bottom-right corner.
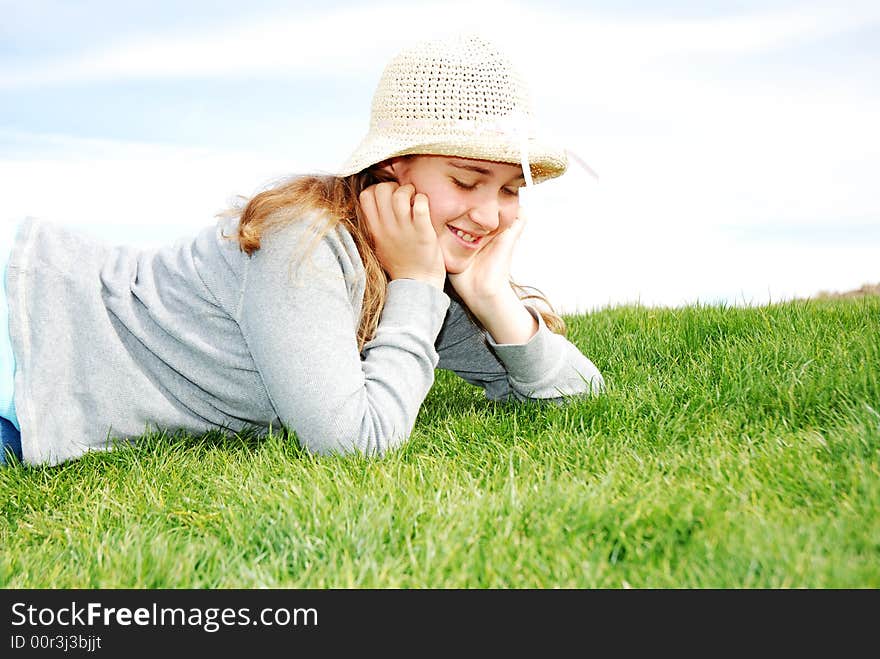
[{"x1": 467, "y1": 195, "x2": 501, "y2": 233}]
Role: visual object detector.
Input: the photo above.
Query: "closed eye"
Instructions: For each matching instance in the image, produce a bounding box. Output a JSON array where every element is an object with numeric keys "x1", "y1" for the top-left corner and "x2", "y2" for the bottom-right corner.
[{"x1": 452, "y1": 178, "x2": 520, "y2": 197}]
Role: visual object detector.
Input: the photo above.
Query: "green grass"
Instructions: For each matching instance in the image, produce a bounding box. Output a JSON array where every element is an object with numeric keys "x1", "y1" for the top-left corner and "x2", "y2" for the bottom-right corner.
[{"x1": 1, "y1": 296, "x2": 878, "y2": 588}]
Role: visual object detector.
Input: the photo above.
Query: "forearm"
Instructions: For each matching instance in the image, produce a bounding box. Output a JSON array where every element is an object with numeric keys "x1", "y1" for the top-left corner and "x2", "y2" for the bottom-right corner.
[
  {"x1": 437, "y1": 299, "x2": 606, "y2": 401},
  {"x1": 462, "y1": 286, "x2": 538, "y2": 345},
  {"x1": 240, "y1": 222, "x2": 451, "y2": 457}
]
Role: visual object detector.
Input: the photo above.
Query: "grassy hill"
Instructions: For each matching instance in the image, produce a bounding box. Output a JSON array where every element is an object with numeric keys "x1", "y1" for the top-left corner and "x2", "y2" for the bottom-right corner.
[{"x1": 2, "y1": 295, "x2": 878, "y2": 588}]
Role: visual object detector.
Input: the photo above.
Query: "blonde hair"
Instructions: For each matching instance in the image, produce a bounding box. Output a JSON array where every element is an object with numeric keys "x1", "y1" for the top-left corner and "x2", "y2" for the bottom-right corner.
[{"x1": 222, "y1": 166, "x2": 566, "y2": 351}]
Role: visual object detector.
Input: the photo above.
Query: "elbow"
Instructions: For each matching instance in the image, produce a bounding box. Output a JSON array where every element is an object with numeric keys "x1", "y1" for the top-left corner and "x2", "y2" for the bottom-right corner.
[
  {"x1": 294, "y1": 420, "x2": 410, "y2": 459},
  {"x1": 569, "y1": 364, "x2": 605, "y2": 399},
  {"x1": 556, "y1": 371, "x2": 604, "y2": 403},
  {"x1": 569, "y1": 357, "x2": 605, "y2": 397},
  {"x1": 585, "y1": 369, "x2": 605, "y2": 395},
  {"x1": 285, "y1": 391, "x2": 421, "y2": 458},
  {"x1": 522, "y1": 361, "x2": 606, "y2": 401}
]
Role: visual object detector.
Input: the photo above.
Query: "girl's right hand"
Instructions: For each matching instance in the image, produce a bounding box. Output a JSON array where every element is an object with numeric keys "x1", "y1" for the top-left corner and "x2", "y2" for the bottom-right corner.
[{"x1": 359, "y1": 182, "x2": 446, "y2": 290}]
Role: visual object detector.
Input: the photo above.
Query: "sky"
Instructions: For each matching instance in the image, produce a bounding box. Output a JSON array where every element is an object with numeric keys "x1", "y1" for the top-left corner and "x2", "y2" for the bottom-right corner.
[{"x1": 1, "y1": 0, "x2": 878, "y2": 313}]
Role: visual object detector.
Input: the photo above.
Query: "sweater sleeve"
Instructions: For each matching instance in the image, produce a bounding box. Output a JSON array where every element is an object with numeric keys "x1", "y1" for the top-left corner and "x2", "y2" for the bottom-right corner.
[
  {"x1": 238, "y1": 223, "x2": 450, "y2": 456},
  {"x1": 436, "y1": 298, "x2": 604, "y2": 402}
]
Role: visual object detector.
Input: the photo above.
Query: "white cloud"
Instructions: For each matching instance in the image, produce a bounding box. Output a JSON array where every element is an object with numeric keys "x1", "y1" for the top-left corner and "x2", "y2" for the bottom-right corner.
[
  {"x1": 0, "y1": 133, "x2": 299, "y2": 245},
  {"x1": 512, "y1": 171, "x2": 879, "y2": 312},
  {"x1": 2, "y1": 1, "x2": 879, "y2": 88}
]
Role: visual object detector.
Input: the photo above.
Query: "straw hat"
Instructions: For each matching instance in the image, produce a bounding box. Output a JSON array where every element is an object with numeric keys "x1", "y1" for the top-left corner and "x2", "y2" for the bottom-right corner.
[{"x1": 337, "y1": 34, "x2": 568, "y2": 184}]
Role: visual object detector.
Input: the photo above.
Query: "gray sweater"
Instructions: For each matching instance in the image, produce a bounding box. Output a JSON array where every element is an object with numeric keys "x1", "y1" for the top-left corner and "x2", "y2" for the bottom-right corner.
[{"x1": 7, "y1": 214, "x2": 604, "y2": 466}]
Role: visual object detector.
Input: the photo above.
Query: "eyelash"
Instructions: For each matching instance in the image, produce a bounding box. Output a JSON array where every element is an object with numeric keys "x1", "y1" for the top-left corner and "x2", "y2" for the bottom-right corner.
[
  {"x1": 451, "y1": 178, "x2": 474, "y2": 190},
  {"x1": 451, "y1": 178, "x2": 519, "y2": 196}
]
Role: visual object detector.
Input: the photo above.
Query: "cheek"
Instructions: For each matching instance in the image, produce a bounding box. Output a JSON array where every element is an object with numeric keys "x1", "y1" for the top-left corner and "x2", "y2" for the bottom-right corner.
[
  {"x1": 499, "y1": 203, "x2": 519, "y2": 230},
  {"x1": 423, "y1": 194, "x2": 462, "y2": 234}
]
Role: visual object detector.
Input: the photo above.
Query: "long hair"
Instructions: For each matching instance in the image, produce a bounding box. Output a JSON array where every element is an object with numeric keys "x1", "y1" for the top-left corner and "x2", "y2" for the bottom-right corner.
[{"x1": 221, "y1": 166, "x2": 566, "y2": 351}]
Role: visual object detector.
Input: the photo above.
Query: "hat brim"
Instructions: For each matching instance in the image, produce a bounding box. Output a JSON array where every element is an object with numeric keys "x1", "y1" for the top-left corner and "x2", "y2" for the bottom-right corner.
[{"x1": 336, "y1": 132, "x2": 568, "y2": 184}]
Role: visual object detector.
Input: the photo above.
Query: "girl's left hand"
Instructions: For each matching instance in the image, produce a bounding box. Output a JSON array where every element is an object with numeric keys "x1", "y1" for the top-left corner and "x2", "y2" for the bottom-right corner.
[
  {"x1": 448, "y1": 208, "x2": 538, "y2": 344},
  {"x1": 447, "y1": 211, "x2": 527, "y2": 304}
]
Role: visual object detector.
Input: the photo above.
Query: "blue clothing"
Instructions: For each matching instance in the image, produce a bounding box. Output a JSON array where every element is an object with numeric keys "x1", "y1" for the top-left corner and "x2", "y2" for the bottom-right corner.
[
  {"x1": 0, "y1": 219, "x2": 22, "y2": 464},
  {"x1": 0, "y1": 416, "x2": 21, "y2": 465},
  {"x1": 0, "y1": 219, "x2": 20, "y2": 427}
]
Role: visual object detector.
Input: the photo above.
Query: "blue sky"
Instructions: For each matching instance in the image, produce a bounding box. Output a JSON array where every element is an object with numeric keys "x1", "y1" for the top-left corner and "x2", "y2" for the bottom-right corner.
[{"x1": 2, "y1": 0, "x2": 878, "y2": 311}]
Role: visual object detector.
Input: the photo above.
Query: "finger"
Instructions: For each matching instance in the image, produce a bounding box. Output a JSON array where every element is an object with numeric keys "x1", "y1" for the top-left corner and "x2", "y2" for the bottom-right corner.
[
  {"x1": 411, "y1": 193, "x2": 433, "y2": 234},
  {"x1": 507, "y1": 214, "x2": 527, "y2": 241},
  {"x1": 373, "y1": 181, "x2": 401, "y2": 228},
  {"x1": 514, "y1": 193, "x2": 529, "y2": 226},
  {"x1": 517, "y1": 185, "x2": 531, "y2": 213},
  {"x1": 358, "y1": 186, "x2": 381, "y2": 236},
  {"x1": 391, "y1": 184, "x2": 416, "y2": 226},
  {"x1": 483, "y1": 215, "x2": 525, "y2": 255},
  {"x1": 358, "y1": 186, "x2": 377, "y2": 220}
]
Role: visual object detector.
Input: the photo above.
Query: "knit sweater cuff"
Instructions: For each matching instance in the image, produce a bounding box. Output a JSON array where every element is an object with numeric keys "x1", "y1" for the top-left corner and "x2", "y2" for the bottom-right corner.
[
  {"x1": 486, "y1": 307, "x2": 558, "y2": 386},
  {"x1": 381, "y1": 278, "x2": 451, "y2": 336}
]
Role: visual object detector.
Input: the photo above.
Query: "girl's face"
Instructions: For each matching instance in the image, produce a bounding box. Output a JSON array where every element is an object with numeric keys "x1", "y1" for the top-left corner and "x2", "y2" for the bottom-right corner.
[{"x1": 385, "y1": 155, "x2": 524, "y2": 274}]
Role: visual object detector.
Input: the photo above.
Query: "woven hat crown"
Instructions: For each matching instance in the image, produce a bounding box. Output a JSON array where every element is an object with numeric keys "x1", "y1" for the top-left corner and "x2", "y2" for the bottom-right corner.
[{"x1": 337, "y1": 34, "x2": 567, "y2": 182}]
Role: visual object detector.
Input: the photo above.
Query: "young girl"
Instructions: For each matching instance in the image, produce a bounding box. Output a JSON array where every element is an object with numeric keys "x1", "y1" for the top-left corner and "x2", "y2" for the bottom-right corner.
[{"x1": 0, "y1": 34, "x2": 604, "y2": 467}]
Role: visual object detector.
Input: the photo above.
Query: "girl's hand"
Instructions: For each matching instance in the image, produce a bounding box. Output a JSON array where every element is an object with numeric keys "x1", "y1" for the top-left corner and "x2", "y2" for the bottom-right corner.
[
  {"x1": 359, "y1": 182, "x2": 446, "y2": 290},
  {"x1": 447, "y1": 211, "x2": 528, "y2": 304},
  {"x1": 448, "y1": 210, "x2": 538, "y2": 345}
]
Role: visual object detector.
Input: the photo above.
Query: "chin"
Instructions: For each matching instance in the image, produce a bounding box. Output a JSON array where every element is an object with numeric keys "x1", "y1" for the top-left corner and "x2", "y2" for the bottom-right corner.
[{"x1": 442, "y1": 255, "x2": 472, "y2": 275}]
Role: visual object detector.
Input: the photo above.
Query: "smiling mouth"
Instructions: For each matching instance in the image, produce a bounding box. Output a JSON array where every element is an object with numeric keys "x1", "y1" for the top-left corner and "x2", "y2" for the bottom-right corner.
[{"x1": 447, "y1": 225, "x2": 483, "y2": 248}]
